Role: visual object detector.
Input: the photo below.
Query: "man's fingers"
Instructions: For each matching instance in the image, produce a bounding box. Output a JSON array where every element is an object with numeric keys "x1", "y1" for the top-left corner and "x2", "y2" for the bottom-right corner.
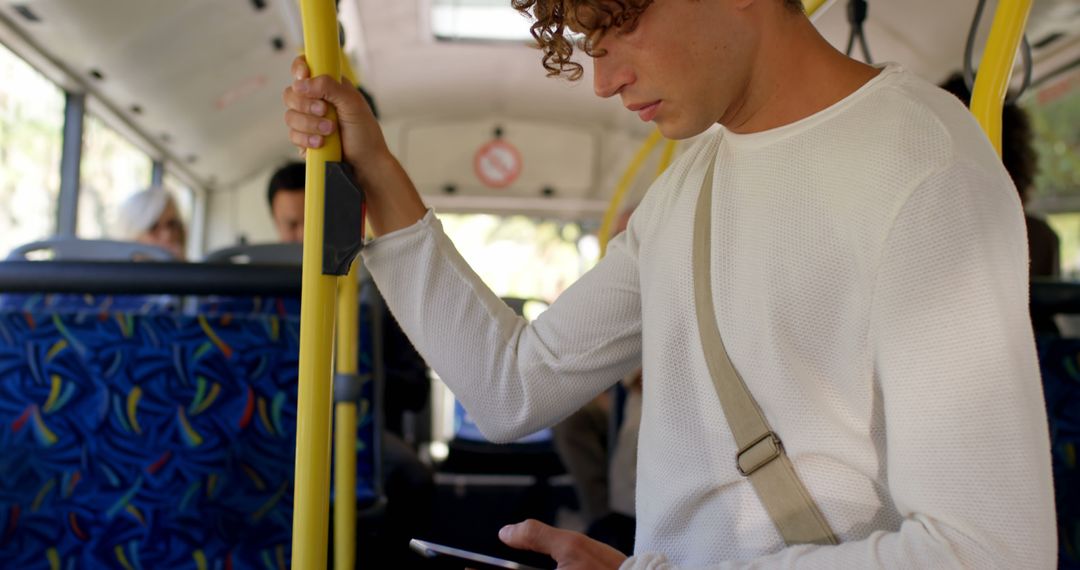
[
  {"x1": 284, "y1": 109, "x2": 334, "y2": 137},
  {"x1": 288, "y1": 129, "x2": 323, "y2": 150},
  {"x1": 290, "y1": 55, "x2": 310, "y2": 81},
  {"x1": 499, "y1": 519, "x2": 627, "y2": 569},
  {"x1": 499, "y1": 519, "x2": 573, "y2": 555},
  {"x1": 282, "y1": 86, "x2": 328, "y2": 119},
  {"x1": 290, "y1": 75, "x2": 344, "y2": 101}
]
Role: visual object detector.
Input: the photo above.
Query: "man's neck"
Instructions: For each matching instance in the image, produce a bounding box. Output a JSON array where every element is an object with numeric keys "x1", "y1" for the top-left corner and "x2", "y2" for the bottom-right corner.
[{"x1": 722, "y1": 15, "x2": 880, "y2": 134}]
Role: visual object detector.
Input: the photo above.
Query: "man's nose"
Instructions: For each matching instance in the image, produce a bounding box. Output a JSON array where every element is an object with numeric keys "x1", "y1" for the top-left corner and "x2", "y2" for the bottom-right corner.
[{"x1": 593, "y1": 51, "x2": 634, "y2": 99}]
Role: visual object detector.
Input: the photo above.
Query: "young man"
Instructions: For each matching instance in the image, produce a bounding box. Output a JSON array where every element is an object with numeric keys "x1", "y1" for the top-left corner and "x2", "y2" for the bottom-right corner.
[{"x1": 282, "y1": 0, "x2": 1055, "y2": 568}]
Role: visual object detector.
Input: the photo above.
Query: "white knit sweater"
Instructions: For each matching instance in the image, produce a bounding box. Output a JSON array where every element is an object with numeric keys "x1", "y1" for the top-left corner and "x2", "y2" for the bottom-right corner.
[{"x1": 362, "y1": 65, "x2": 1056, "y2": 569}]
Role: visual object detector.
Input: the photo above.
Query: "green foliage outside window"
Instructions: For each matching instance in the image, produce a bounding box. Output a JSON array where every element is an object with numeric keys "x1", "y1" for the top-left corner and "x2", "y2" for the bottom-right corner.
[
  {"x1": 0, "y1": 42, "x2": 63, "y2": 257},
  {"x1": 1026, "y1": 72, "x2": 1080, "y2": 278},
  {"x1": 77, "y1": 114, "x2": 153, "y2": 239},
  {"x1": 1026, "y1": 74, "x2": 1080, "y2": 205}
]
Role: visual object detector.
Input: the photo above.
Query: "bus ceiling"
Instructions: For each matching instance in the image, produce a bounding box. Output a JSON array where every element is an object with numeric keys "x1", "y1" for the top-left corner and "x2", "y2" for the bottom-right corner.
[{"x1": 0, "y1": 0, "x2": 1076, "y2": 202}]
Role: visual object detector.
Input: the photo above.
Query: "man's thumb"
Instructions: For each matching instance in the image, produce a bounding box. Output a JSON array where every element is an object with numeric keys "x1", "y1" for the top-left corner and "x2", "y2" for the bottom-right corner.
[{"x1": 499, "y1": 519, "x2": 555, "y2": 553}]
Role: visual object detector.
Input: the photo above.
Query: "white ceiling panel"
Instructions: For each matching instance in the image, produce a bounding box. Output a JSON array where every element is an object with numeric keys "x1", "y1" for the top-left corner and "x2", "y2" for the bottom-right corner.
[{"x1": 0, "y1": 0, "x2": 1075, "y2": 199}]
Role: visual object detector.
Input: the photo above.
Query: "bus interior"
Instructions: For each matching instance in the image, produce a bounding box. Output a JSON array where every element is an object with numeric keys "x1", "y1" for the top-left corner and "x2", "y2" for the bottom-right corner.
[{"x1": 0, "y1": 0, "x2": 1078, "y2": 568}]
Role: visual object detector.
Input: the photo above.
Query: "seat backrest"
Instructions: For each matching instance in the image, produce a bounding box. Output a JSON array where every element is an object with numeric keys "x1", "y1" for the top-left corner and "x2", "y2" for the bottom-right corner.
[
  {"x1": 7, "y1": 238, "x2": 176, "y2": 262},
  {"x1": 198, "y1": 294, "x2": 301, "y2": 317},
  {"x1": 198, "y1": 244, "x2": 304, "y2": 317},
  {"x1": 451, "y1": 296, "x2": 552, "y2": 445},
  {"x1": 1030, "y1": 280, "x2": 1080, "y2": 567},
  {"x1": 1035, "y1": 335, "x2": 1080, "y2": 568},
  {"x1": 203, "y1": 243, "x2": 303, "y2": 265},
  {"x1": 444, "y1": 296, "x2": 558, "y2": 477},
  {"x1": 0, "y1": 310, "x2": 378, "y2": 568},
  {"x1": 2, "y1": 239, "x2": 180, "y2": 315}
]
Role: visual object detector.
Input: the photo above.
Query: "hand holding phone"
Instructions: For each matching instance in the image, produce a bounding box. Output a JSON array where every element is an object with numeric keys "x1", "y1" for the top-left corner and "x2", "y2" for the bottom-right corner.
[{"x1": 409, "y1": 538, "x2": 552, "y2": 569}]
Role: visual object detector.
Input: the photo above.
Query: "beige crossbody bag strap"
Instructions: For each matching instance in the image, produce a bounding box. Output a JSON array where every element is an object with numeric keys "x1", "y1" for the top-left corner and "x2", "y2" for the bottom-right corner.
[{"x1": 692, "y1": 149, "x2": 838, "y2": 546}]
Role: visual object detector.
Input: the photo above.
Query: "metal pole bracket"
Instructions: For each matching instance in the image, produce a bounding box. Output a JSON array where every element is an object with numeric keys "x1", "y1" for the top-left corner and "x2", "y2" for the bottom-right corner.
[
  {"x1": 322, "y1": 161, "x2": 365, "y2": 276},
  {"x1": 334, "y1": 372, "x2": 367, "y2": 403}
]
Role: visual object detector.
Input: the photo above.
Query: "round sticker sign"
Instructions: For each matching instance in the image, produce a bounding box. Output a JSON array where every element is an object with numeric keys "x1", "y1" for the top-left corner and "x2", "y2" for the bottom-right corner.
[{"x1": 473, "y1": 139, "x2": 522, "y2": 189}]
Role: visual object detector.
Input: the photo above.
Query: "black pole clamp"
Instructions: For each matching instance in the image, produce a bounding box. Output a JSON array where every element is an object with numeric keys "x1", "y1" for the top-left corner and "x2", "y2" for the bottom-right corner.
[
  {"x1": 322, "y1": 161, "x2": 365, "y2": 276},
  {"x1": 334, "y1": 372, "x2": 367, "y2": 403}
]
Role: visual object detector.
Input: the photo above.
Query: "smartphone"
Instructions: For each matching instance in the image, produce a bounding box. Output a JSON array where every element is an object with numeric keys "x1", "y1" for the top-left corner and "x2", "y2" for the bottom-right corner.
[{"x1": 409, "y1": 538, "x2": 551, "y2": 570}]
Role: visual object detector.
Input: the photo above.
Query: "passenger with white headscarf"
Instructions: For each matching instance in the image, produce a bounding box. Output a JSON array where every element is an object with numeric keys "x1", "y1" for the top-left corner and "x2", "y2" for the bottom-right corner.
[{"x1": 116, "y1": 187, "x2": 186, "y2": 260}]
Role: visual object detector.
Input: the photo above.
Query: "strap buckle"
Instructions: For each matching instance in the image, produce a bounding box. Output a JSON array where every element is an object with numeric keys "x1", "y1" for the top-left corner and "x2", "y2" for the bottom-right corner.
[{"x1": 736, "y1": 432, "x2": 783, "y2": 476}]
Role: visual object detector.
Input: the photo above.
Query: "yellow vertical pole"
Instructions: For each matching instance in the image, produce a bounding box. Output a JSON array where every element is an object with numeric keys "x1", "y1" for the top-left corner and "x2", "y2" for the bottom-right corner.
[
  {"x1": 656, "y1": 140, "x2": 678, "y2": 178},
  {"x1": 334, "y1": 264, "x2": 360, "y2": 570},
  {"x1": 970, "y1": 0, "x2": 1033, "y2": 155},
  {"x1": 292, "y1": 0, "x2": 341, "y2": 568},
  {"x1": 333, "y1": 50, "x2": 363, "y2": 570},
  {"x1": 598, "y1": 131, "x2": 662, "y2": 257}
]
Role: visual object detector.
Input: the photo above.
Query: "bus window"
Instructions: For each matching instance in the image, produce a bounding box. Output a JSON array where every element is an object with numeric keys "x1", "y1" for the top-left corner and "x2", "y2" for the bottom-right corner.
[
  {"x1": 0, "y1": 41, "x2": 63, "y2": 257},
  {"x1": 76, "y1": 113, "x2": 153, "y2": 239},
  {"x1": 430, "y1": 213, "x2": 599, "y2": 446},
  {"x1": 439, "y1": 213, "x2": 599, "y2": 304},
  {"x1": 1024, "y1": 72, "x2": 1080, "y2": 278}
]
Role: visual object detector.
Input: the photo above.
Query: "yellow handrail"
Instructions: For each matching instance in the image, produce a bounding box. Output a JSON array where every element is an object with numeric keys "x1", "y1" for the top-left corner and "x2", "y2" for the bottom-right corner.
[
  {"x1": 331, "y1": 50, "x2": 364, "y2": 570},
  {"x1": 657, "y1": 139, "x2": 678, "y2": 178},
  {"x1": 292, "y1": 0, "x2": 341, "y2": 568},
  {"x1": 334, "y1": 265, "x2": 359, "y2": 570},
  {"x1": 802, "y1": 0, "x2": 829, "y2": 16},
  {"x1": 970, "y1": 0, "x2": 1032, "y2": 155},
  {"x1": 598, "y1": 131, "x2": 662, "y2": 257},
  {"x1": 596, "y1": 134, "x2": 679, "y2": 258}
]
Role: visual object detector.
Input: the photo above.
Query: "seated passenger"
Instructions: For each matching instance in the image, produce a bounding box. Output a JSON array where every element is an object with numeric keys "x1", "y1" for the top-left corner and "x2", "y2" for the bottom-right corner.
[
  {"x1": 267, "y1": 162, "x2": 306, "y2": 244},
  {"x1": 116, "y1": 186, "x2": 187, "y2": 260},
  {"x1": 0, "y1": 187, "x2": 186, "y2": 314},
  {"x1": 265, "y1": 160, "x2": 431, "y2": 437}
]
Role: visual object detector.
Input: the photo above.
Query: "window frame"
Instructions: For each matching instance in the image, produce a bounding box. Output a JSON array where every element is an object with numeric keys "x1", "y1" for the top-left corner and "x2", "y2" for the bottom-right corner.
[{"x1": 0, "y1": 25, "x2": 211, "y2": 258}]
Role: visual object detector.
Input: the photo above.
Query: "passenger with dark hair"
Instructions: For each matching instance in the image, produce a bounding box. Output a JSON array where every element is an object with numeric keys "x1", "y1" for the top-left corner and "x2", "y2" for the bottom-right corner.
[
  {"x1": 266, "y1": 162, "x2": 307, "y2": 243},
  {"x1": 264, "y1": 166, "x2": 430, "y2": 434},
  {"x1": 939, "y1": 72, "x2": 1059, "y2": 277},
  {"x1": 268, "y1": 85, "x2": 378, "y2": 244}
]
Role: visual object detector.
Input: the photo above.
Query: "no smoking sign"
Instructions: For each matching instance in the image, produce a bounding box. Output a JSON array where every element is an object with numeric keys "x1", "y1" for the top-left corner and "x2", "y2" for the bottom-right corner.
[{"x1": 473, "y1": 139, "x2": 522, "y2": 189}]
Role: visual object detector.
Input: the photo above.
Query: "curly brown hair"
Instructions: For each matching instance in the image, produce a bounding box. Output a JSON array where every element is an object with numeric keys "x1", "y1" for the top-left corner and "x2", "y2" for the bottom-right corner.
[{"x1": 512, "y1": 0, "x2": 805, "y2": 80}]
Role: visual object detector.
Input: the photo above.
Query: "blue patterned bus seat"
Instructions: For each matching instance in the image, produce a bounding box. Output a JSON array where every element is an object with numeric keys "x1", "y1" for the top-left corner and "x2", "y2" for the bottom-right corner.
[
  {"x1": 1035, "y1": 336, "x2": 1080, "y2": 568},
  {"x1": 0, "y1": 293, "x2": 180, "y2": 315},
  {"x1": 0, "y1": 311, "x2": 376, "y2": 569},
  {"x1": 197, "y1": 296, "x2": 301, "y2": 318}
]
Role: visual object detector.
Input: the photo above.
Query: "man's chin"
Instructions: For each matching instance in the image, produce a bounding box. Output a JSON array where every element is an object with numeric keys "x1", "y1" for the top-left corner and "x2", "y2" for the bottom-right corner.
[{"x1": 656, "y1": 117, "x2": 713, "y2": 141}]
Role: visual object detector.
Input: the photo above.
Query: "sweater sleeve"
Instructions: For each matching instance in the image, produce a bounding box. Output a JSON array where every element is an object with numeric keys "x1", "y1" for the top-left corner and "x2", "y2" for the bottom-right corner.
[
  {"x1": 621, "y1": 161, "x2": 1056, "y2": 569},
  {"x1": 361, "y1": 210, "x2": 643, "y2": 443}
]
